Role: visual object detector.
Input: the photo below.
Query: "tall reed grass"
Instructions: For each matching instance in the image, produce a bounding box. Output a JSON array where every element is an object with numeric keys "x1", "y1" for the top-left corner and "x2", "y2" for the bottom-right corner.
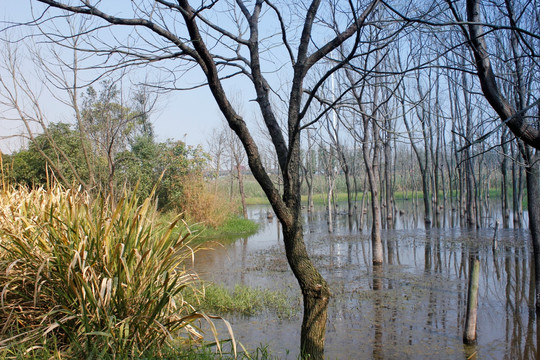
[
  {"x1": 0, "y1": 184, "x2": 233, "y2": 358},
  {"x1": 181, "y1": 175, "x2": 232, "y2": 228}
]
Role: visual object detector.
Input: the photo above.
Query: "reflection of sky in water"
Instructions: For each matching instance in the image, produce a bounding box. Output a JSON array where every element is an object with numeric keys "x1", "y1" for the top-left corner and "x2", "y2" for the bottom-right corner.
[{"x1": 193, "y1": 202, "x2": 534, "y2": 359}]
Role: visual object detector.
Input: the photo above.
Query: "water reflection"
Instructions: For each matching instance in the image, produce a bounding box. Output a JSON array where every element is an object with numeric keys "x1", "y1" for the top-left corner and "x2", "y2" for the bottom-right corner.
[{"x1": 192, "y1": 202, "x2": 536, "y2": 359}]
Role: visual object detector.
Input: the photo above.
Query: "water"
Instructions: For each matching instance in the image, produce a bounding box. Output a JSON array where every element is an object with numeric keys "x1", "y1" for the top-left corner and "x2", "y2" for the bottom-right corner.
[{"x1": 193, "y1": 203, "x2": 536, "y2": 359}]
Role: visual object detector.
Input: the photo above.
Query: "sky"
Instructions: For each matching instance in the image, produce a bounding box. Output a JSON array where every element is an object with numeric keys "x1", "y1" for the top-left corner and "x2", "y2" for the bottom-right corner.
[{"x1": 0, "y1": 1, "x2": 238, "y2": 154}]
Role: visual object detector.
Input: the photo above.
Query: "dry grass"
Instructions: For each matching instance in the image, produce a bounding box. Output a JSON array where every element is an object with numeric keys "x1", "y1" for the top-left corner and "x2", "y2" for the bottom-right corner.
[{"x1": 181, "y1": 175, "x2": 234, "y2": 228}]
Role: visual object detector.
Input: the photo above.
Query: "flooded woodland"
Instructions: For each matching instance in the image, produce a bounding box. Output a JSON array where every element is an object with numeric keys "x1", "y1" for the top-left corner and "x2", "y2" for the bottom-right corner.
[
  {"x1": 195, "y1": 202, "x2": 536, "y2": 359},
  {"x1": 1, "y1": 1, "x2": 538, "y2": 359}
]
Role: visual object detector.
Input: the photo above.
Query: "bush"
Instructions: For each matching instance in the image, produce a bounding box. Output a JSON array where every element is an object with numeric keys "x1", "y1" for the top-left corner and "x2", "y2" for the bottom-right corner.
[{"x1": 0, "y1": 185, "x2": 232, "y2": 358}]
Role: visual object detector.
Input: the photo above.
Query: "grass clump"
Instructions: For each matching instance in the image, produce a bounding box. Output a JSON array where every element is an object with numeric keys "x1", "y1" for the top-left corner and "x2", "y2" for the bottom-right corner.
[
  {"x1": 196, "y1": 216, "x2": 259, "y2": 241},
  {"x1": 196, "y1": 284, "x2": 298, "y2": 320},
  {"x1": 162, "y1": 214, "x2": 259, "y2": 246},
  {"x1": 0, "y1": 185, "x2": 233, "y2": 358},
  {"x1": 219, "y1": 217, "x2": 259, "y2": 235}
]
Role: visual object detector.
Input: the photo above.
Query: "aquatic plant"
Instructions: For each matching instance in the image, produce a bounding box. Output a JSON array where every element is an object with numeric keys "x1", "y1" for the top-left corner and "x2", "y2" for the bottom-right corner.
[{"x1": 196, "y1": 284, "x2": 298, "y2": 319}]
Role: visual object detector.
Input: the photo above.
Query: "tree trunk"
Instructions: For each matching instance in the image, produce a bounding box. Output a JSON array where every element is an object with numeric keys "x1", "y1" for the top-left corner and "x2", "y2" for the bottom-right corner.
[
  {"x1": 501, "y1": 128, "x2": 510, "y2": 227},
  {"x1": 526, "y1": 159, "x2": 540, "y2": 313},
  {"x1": 359, "y1": 175, "x2": 368, "y2": 231},
  {"x1": 214, "y1": 152, "x2": 221, "y2": 195},
  {"x1": 304, "y1": 164, "x2": 314, "y2": 213},
  {"x1": 384, "y1": 130, "x2": 394, "y2": 225},
  {"x1": 107, "y1": 154, "x2": 115, "y2": 204},
  {"x1": 463, "y1": 253, "x2": 480, "y2": 344},
  {"x1": 372, "y1": 264, "x2": 384, "y2": 359},
  {"x1": 344, "y1": 167, "x2": 353, "y2": 218},
  {"x1": 401, "y1": 95, "x2": 432, "y2": 225},
  {"x1": 305, "y1": 130, "x2": 315, "y2": 213},
  {"x1": 282, "y1": 223, "x2": 330, "y2": 358},
  {"x1": 229, "y1": 156, "x2": 235, "y2": 201},
  {"x1": 462, "y1": 68, "x2": 477, "y2": 228},
  {"x1": 326, "y1": 172, "x2": 334, "y2": 233},
  {"x1": 237, "y1": 164, "x2": 247, "y2": 219},
  {"x1": 363, "y1": 115, "x2": 383, "y2": 265},
  {"x1": 420, "y1": 169, "x2": 432, "y2": 226}
]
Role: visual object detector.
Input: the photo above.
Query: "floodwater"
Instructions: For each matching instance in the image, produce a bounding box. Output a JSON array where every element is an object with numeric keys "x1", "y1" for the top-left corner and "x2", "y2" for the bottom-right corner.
[{"x1": 193, "y1": 202, "x2": 536, "y2": 359}]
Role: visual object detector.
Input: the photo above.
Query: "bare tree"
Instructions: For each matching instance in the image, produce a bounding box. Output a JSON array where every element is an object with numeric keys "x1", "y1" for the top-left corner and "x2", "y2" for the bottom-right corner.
[
  {"x1": 318, "y1": 139, "x2": 338, "y2": 233},
  {"x1": 81, "y1": 79, "x2": 151, "y2": 199},
  {"x1": 1, "y1": 21, "x2": 155, "y2": 199},
  {"x1": 345, "y1": 63, "x2": 385, "y2": 264},
  {"x1": 224, "y1": 124, "x2": 248, "y2": 219},
  {"x1": 207, "y1": 128, "x2": 226, "y2": 195},
  {"x1": 446, "y1": 0, "x2": 540, "y2": 309},
  {"x1": 29, "y1": 1, "x2": 382, "y2": 356},
  {"x1": 0, "y1": 40, "x2": 89, "y2": 188}
]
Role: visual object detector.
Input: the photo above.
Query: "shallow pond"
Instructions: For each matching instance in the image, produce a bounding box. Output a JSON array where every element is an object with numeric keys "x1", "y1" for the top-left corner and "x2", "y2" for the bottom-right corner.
[{"x1": 193, "y1": 202, "x2": 536, "y2": 359}]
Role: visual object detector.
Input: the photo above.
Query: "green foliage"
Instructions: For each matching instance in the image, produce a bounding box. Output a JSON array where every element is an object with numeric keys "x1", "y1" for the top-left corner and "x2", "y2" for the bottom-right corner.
[
  {"x1": 4, "y1": 123, "x2": 91, "y2": 186},
  {"x1": 156, "y1": 140, "x2": 210, "y2": 211},
  {"x1": 3, "y1": 149, "x2": 45, "y2": 186},
  {"x1": 2, "y1": 341, "x2": 274, "y2": 360},
  {"x1": 5, "y1": 124, "x2": 212, "y2": 217},
  {"x1": 217, "y1": 217, "x2": 259, "y2": 235},
  {"x1": 81, "y1": 81, "x2": 146, "y2": 158},
  {"x1": 158, "y1": 141, "x2": 208, "y2": 210},
  {"x1": 151, "y1": 343, "x2": 274, "y2": 360},
  {"x1": 0, "y1": 185, "x2": 231, "y2": 358},
  {"x1": 117, "y1": 134, "x2": 161, "y2": 201}
]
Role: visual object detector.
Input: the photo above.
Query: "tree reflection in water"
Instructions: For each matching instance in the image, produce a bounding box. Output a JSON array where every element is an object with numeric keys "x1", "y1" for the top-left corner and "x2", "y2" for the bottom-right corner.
[{"x1": 193, "y1": 203, "x2": 536, "y2": 359}]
